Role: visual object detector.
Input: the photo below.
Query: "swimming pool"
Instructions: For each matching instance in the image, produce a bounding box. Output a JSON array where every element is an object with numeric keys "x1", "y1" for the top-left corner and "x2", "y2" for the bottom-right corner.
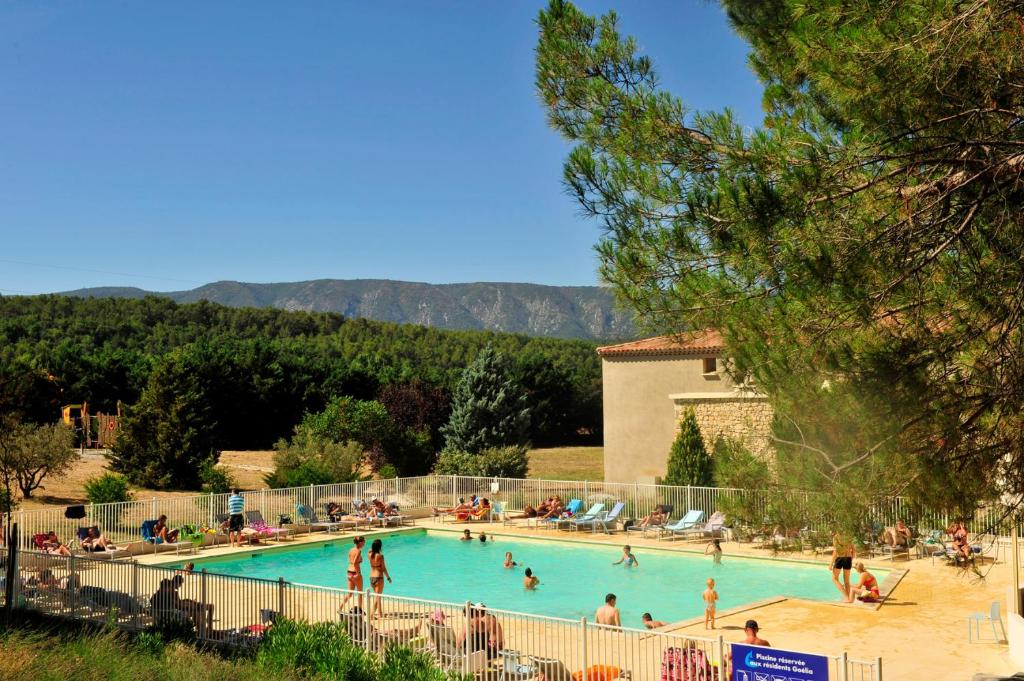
[{"x1": 174, "y1": 530, "x2": 884, "y2": 625}]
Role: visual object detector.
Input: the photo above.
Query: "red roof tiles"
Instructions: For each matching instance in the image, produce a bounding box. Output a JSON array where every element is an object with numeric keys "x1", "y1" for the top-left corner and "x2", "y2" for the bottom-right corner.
[{"x1": 596, "y1": 330, "x2": 724, "y2": 357}]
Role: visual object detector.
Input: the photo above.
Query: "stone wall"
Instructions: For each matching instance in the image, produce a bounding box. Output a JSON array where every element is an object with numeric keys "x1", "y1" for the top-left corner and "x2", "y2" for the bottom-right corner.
[{"x1": 670, "y1": 393, "x2": 774, "y2": 458}]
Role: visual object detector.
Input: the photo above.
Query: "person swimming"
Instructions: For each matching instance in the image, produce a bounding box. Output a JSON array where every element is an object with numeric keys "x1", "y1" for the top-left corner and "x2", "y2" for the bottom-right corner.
[
  {"x1": 479, "y1": 532, "x2": 491, "y2": 543},
  {"x1": 461, "y1": 529, "x2": 472, "y2": 541},
  {"x1": 612, "y1": 545, "x2": 639, "y2": 567},
  {"x1": 523, "y1": 568, "x2": 539, "y2": 590},
  {"x1": 705, "y1": 539, "x2": 723, "y2": 564},
  {"x1": 503, "y1": 551, "x2": 518, "y2": 568}
]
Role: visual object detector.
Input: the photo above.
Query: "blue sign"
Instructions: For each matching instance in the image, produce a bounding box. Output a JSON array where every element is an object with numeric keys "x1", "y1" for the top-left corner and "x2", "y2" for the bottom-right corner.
[{"x1": 731, "y1": 644, "x2": 830, "y2": 681}]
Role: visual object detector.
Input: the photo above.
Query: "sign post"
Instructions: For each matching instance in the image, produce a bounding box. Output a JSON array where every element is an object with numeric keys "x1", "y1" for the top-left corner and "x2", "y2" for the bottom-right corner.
[{"x1": 731, "y1": 644, "x2": 830, "y2": 681}]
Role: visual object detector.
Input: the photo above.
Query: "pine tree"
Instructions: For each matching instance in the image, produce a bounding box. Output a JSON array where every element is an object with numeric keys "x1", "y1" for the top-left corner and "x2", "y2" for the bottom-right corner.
[
  {"x1": 441, "y1": 346, "x2": 531, "y2": 454},
  {"x1": 662, "y1": 410, "x2": 712, "y2": 487}
]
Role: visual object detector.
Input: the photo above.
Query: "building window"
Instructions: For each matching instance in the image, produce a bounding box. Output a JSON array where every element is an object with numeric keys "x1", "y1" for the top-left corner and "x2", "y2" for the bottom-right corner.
[{"x1": 702, "y1": 357, "x2": 718, "y2": 375}]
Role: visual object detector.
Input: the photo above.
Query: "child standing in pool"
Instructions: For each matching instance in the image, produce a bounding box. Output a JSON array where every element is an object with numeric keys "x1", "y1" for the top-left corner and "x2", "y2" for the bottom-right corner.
[
  {"x1": 503, "y1": 551, "x2": 518, "y2": 568},
  {"x1": 523, "y1": 568, "x2": 540, "y2": 590},
  {"x1": 460, "y1": 529, "x2": 472, "y2": 541},
  {"x1": 702, "y1": 578, "x2": 718, "y2": 629},
  {"x1": 612, "y1": 545, "x2": 639, "y2": 567},
  {"x1": 705, "y1": 539, "x2": 723, "y2": 564}
]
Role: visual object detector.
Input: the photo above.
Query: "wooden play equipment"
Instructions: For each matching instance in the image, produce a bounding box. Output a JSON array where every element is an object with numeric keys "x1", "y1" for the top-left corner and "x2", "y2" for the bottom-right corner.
[{"x1": 61, "y1": 401, "x2": 121, "y2": 448}]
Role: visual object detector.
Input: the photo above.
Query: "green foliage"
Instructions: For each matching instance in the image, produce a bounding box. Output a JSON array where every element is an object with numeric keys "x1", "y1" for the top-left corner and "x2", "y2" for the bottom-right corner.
[
  {"x1": 377, "y1": 464, "x2": 398, "y2": 479},
  {"x1": 255, "y1": 618, "x2": 463, "y2": 681},
  {"x1": 265, "y1": 428, "x2": 363, "y2": 489},
  {"x1": 199, "y1": 462, "x2": 236, "y2": 494},
  {"x1": 536, "y1": 1, "x2": 1024, "y2": 517},
  {"x1": 83, "y1": 472, "x2": 134, "y2": 504},
  {"x1": 662, "y1": 410, "x2": 711, "y2": 487},
  {"x1": 0, "y1": 421, "x2": 76, "y2": 500},
  {"x1": 434, "y1": 445, "x2": 530, "y2": 478},
  {"x1": 134, "y1": 631, "x2": 166, "y2": 658},
  {"x1": 0, "y1": 296, "x2": 601, "y2": 450},
  {"x1": 0, "y1": 486, "x2": 14, "y2": 513},
  {"x1": 441, "y1": 346, "x2": 531, "y2": 454}
]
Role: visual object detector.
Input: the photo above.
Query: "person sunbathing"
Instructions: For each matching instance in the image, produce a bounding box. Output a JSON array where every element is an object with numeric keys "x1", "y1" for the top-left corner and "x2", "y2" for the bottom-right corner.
[
  {"x1": 433, "y1": 497, "x2": 473, "y2": 516},
  {"x1": 880, "y1": 519, "x2": 912, "y2": 547},
  {"x1": 463, "y1": 498, "x2": 491, "y2": 521},
  {"x1": 153, "y1": 515, "x2": 180, "y2": 543},
  {"x1": 326, "y1": 502, "x2": 343, "y2": 522},
  {"x1": 43, "y1": 532, "x2": 72, "y2": 556},
  {"x1": 81, "y1": 527, "x2": 117, "y2": 552},
  {"x1": 638, "y1": 506, "x2": 668, "y2": 529},
  {"x1": 511, "y1": 497, "x2": 552, "y2": 519},
  {"x1": 538, "y1": 497, "x2": 565, "y2": 520},
  {"x1": 947, "y1": 520, "x2": 972, "y2": 561}
]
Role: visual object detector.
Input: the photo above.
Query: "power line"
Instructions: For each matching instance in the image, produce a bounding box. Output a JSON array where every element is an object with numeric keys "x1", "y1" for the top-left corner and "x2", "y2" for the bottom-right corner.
[{"x1": 0, "y1": 258, "x2": 203, "y2": 285}]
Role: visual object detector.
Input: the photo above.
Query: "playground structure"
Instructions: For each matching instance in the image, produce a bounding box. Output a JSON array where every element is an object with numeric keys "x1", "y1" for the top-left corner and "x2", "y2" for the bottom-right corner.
[{"x1": 60, "y1": 401, "x2": 121, "y2": 449}]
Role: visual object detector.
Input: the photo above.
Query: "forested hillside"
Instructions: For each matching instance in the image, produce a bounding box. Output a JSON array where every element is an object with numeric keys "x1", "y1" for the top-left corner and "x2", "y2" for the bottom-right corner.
[{"x1": 0, "y1": 295, "x2": 602, "y2": 451}]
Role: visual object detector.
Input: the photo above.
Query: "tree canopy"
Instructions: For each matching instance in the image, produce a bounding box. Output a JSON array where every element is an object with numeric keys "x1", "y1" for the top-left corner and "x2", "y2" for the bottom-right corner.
[{"x1": 536, "y1": 1, "x2": 1024, "y2": 514}]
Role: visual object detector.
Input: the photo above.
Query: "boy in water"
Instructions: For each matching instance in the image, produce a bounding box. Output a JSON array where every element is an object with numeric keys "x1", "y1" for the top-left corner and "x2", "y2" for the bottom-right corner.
[
  {"x1": 523, "y1": 568, "x2": 540, "y2": 590},
  {"x1": 612, "y1": 545, "x2": 639, "y2": 567},
  {"x1": 460, "y1": 529, "x2": 472, "y2": 541},
  {"x1": 703, "y1": 578, "x2": 718, "y2": 629},
  {"x1": 641, "y1": 612, "x2": 667, "y2": 629}
]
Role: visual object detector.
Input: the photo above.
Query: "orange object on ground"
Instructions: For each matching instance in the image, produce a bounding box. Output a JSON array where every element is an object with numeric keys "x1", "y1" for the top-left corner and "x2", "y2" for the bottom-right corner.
[{"x1": 571, "y1": 665, "x2": 621, "y2": 681}]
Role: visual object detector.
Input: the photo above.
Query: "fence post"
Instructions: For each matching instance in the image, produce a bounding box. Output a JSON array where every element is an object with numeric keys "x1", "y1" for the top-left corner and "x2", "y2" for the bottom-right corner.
[
  {"x1": 200, "y1": 569, "x2": 208, "y2": 640},
  {"x1": 717, "y1": 635, "x2": 726, "y2": 679},
  {"x1": 686, "y1": 486, "x2": 692, "y2": 514},
  {"x1": 633, "y1": 483, "x2": 638, "y2": 519},
  {"x1": 131, "y1": 561, "x2": 140, "y2": 631},
  {"x1": 451, "y1": 476, "x2": 456, "y2": 506},
  {"x1": 584, "y1": 480, "x2": 590, "y2": 502},
  {"x1": 69, "y1": 554, "x2": 77, "y2": 615},
  {"x1": 580, "y1": 617, "x2": 588, "y2": 676},
  {"x1": 874, "y1": 656, "x2": 883, "y2": 681},
  {"x1": 151, "y1": 497, "x2": 157, "y2": 521},
  {"x1": 839, "y1": 651, "x2": 849, "y2": 681},
  {"x1": 364, "y1": 589, "x2": 374, "y2": 653},
  {"x1": 463, "y1": 601, "x2": 472, "y2": 676},
  {"x1": 278, "y1": 577, "x2": 286, "y2": 620}
]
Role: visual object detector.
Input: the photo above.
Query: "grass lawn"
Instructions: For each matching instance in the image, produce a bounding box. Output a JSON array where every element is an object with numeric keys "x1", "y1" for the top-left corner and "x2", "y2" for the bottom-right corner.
[{"x1": 527, "y1": 446, "x2": 603, "y2": 481}]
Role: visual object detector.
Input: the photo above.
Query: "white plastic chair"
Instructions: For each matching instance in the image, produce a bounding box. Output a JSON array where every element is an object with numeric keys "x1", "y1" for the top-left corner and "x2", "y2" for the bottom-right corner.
[{"x1": 968, "y1": 601, "x2": 1007, "y2": 643}]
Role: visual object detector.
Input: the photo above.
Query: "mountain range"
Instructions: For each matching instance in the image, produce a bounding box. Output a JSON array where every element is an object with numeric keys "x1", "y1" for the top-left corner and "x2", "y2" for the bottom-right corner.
[{"x1": 61, "y1": 279, "x2": 637, "y2": 340}]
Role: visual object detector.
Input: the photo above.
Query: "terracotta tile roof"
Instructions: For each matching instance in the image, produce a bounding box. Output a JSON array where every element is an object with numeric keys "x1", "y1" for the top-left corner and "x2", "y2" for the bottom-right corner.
[{"x1": 596, "y1": 330, "x2": 724, "y2": 357}]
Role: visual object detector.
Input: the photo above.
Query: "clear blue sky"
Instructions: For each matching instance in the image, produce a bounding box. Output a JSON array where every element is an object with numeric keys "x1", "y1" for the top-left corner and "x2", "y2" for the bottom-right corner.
[{"x1": 0, "y1": 2, "x2": 762, "y2": 294}]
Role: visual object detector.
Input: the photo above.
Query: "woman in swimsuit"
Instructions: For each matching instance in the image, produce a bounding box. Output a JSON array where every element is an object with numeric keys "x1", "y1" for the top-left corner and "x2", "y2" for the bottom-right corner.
[
  {"x1": 852, "y1": 562, "x2": 880, "y2": 602},
  {"x1": 829, "y1": 532, "x2": 856, "y2": 603},
  {"x1": 339, "y1": 535, "x2": 366, "y2": 612},
  {"x1": 368, "y1": 538, "x2": 392, "y2": 619},
  {"x1": 947, "y1": 520, "x2": 971, "y2": 561},
  {"x1": 612, "y1": 545, "x2": 639, "y2": 567}
]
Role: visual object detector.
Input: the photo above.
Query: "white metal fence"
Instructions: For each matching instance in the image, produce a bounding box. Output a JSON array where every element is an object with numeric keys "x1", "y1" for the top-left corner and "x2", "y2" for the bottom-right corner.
[
  {"x1": 4, "y1": 547, "x2": 882, "y2": 680},
  {"x1": 5, "y1": 474, "x2": 1019, "y2": 553}
]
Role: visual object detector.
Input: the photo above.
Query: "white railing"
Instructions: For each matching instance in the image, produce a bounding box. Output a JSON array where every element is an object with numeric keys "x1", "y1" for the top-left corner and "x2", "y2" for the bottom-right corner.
[
  {"x1": 5, "y1": 474, "x2": 1019, "y2": 553},
  {"x1": 6, "y1": 549, "x2": 882, "y2": 680}
]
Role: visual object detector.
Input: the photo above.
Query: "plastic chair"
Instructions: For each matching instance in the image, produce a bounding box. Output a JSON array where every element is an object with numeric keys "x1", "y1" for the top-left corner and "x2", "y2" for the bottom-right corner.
[
  {"x1": 968, "y1": 601, "x2": 1007, "y2": 643},
  {"x1": 498, "y1": 649, "x2": 537, "y2": 681}
]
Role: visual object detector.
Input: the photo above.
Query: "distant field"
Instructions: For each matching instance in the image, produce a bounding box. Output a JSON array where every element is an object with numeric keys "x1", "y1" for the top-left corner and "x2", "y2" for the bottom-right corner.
[
  {"x1": 19, "y1": 446, "x2": 603, "y2": 509},
  {"x1": 527, "y1": 446, "x2": 604, "y2": 481}
]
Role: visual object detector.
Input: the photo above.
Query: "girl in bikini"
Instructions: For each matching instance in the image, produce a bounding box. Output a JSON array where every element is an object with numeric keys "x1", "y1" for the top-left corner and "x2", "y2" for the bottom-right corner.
[
  {"x1": 339, "y1": 536, "x2": 366, "y2": 612},
  {"x1": 368, "y1": 538, "x2": 392, "y2": 619}
]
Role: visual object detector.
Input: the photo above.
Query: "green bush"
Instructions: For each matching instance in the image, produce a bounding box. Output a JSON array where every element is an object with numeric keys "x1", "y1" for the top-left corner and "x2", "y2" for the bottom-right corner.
[
  {"x1": 434, "y1": 445, "x2": 529, "y2": 478},
  {"x1": 0, "y1": 487, "x2": 15, "y2": 513},
  {"x1": 199, "y1": 461, "x2": 236, "y2": 494},
  {"x1": 662, "y1": 409, "x2": 712, "y2": 487},
  {"x1": 264, "y1": 428, "x2": 363, "y2": 489},
  {"x1": 83, "y1": 472, "x2": 134, "y2": 504},
  {"x1": 377, "y1": 464, "x2": 398, "y2": 479}
]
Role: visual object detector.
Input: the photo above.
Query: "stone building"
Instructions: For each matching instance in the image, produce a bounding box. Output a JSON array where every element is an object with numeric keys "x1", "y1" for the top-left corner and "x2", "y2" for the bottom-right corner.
[{"x1": 597, "y1": 330, "x2": 773, "y2": 483}]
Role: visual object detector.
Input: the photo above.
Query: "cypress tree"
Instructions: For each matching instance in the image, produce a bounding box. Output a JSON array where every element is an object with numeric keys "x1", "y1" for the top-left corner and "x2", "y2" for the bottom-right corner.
[
  {"x1": 662, "y1": 409, "x2": 712, "y2": 487},
  {"x1": 441, "y1": 346, "x2": 531, "y2": 454}
]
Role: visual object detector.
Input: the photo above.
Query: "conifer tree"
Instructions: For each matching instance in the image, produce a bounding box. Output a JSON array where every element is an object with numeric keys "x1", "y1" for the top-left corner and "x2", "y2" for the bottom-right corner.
[
  {"x1": 662, "y1": 410, "x2": 712, "y2": 487},
  {"x1": 441, "y1": 346, "x2": 531, "y2": 454}
]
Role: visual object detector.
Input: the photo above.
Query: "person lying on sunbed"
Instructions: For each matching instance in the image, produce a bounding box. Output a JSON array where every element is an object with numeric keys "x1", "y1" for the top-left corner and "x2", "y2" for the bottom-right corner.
[
  {"x1": 433, "y1": 497, "x2": 473, "y2": 516},
  {"x1": 43, "y1": 532, "x2": 72, "y2": 556},
  {"x1": 537, "y1": 496, "x2": 565, "y2": 520},
  {"x1": 511, "y1": 497, "x2": 553, "y2": 519},
  {"x1": 637, "y1": 505, "x2": 668, "y2": 529},
  {"x1": 880, "y1": 519, "x2": 911, "y2": 547},
  {"x1": 153, "y1": 515, "x2": 180, "y2": 543},
  {"x1": 81, "y1": 527, "x2": 118, "y2": 552},
  {"x1": 326, "y1": 502, "x2": 343, "y2": 522}
]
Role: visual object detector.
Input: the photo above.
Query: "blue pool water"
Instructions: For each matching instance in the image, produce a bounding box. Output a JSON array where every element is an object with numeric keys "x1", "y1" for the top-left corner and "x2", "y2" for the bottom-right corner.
[{"x1": 176, "y1": 530, "x2": 882, "y2": 626}]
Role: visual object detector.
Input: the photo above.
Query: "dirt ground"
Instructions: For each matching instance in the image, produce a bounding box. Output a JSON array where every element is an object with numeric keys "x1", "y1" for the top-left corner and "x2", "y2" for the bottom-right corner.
[{"x1": 19, "y1": 447, "x2": 601, "y2": 510}]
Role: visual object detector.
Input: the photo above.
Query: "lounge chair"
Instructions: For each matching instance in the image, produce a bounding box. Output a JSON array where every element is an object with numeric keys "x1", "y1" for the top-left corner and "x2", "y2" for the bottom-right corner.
[
  {"x1": 592, "y1": 502, "x2": 626, "y2": 534},
  {"x1": 140, "y1": 520, "x2": 194, "y2": 554},
  {"x1": 567, "y1": 503, "x2": 606, "y2": 532},
  {"x1": 373, "y1": 502, "x2": 407, "y2": 527},
  {"x1": 626, "y1": 504, "x2": 673, "y2": 536},
  {"x1": 675, "y1": 511, "x2": 727, "y2": 542},
  {"x1": 539, "y1": 499, "x2": 583, "y2": 530},
  {"x1": 74, "y1": 526, "x2": 130, "y2": 560},
  {"x1": 427, "y1": 621, "x2": 488, "y2": 674},
  {"x1": 296, "y1": 504, "x2": 350, "y2": 532},
  {"x1": 527, "y1": 655, "x2": 628, "y2": 681},
  {"x1": 244, "y1": 511, "x2": 292, "y2": 542},
  {"x1": 657, "y1": 510, "x2": 706, "y2": 540},
  {"x1": 498, "y1": 649, "x2": 538, "y2": 680}
]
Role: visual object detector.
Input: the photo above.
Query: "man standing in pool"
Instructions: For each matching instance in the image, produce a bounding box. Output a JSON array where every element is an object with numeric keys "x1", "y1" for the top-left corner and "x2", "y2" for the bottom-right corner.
[
  {"x1": 339, "y1": 536, "x2": 366, "y2": 612},
  {"x1": 829, "y1": 531, "x2": 856, "y2": 603},
  {"x1": 596, "y1": 593, "x2": 621, "y2": 626}
]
